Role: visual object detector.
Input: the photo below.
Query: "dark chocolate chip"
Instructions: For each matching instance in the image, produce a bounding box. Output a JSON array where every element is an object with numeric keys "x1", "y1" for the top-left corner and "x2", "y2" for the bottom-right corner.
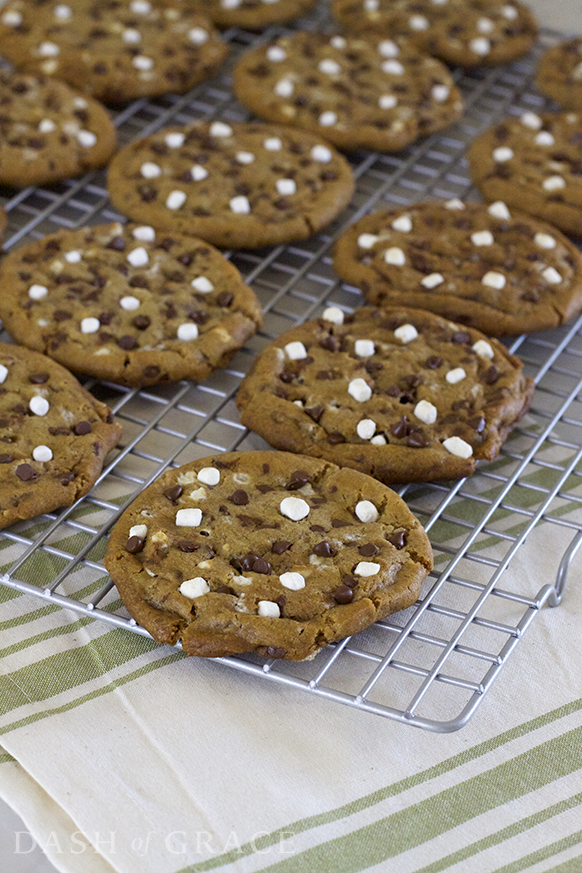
[
  {"x1": 252, "y1": 557, "x2": 272, "y2": 575},
  {"x1": 286, "y1": 470, "x2": 310, "y2": 490},
  {"x1": 0, "y1": 454, "x2": 13, "y2": 464},
  {"x1": 73, "y1": 421, "x2": 92, "y2": 436},
  {"x1": 178, "y1": 541, "x2": 199, "y2": 552},
  {"x1": 230, "y1": 489, "x2": 249, "y2": 505},
  {"x1": 388, "y1": 531, "x2": 406, "y2": 549},
  {"x1": 327, "y1": 432, "x2": 345, "y2": 444},
  {"x1": 118, "y1": 335, "x2": 138, "y2": 350},
  {"x1": 125, "y1": 536, "x2": 144, "y2": 553},
  {"x1": 216, "y1": 585, "x2": 233, "y2": 595},
  {"x1": 216, "y1": 291, "x2": 233, "y2": 307},
  {"x1": 359, "y1": 543, "x2": 379, "y2": 557},
  {"x1": 28, "y1": 372, "x2": 49, "y2": 384},
  {"x1": 165, "y1": 485, "x2": 183, "y2": 503},
  {"x1": 333, "y1": 585, "x2": 354, "y2": 604},
  {"x1": 342, "y1": 574, "x2": 359, "y2": 589},
  {"x1": 271, "y1": 540, "x2": 291, "y2": 554},
  {"x1": 306, "y1": 405, "x2": 324, "y2": 423},
  {"x1": 313, "y1": 541, "x2": 335, "y2": 557}
]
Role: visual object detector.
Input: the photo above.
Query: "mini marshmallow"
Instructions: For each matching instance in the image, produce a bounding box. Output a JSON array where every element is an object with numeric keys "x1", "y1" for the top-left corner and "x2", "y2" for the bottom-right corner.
[
  {"x1": 443, "y1": 436, "x2": 473, "y2": 458},
  {"x1": 132, "y1": 55, "x2": 154, "y2": 71},
  {"x1": 129, "y1": 524, "x2": 148, "y2": 539},
  {"x1": 535, "y1": 131, "x2": 555, "y2": 146},
  {"x1": 381, "y1": 60, "x2": 404, "y2": 75},
  {"x1": 384, "y1": 247, "x2": 406, "y2": 266},
  {"x1": 358, "y1": 233, "x2": 379, "y2": 249},
  {"x1": 487, "y1": 201, "x2": 511, "y2": 220},
  {"x1": 188, "y1": 27, "x2": 208, "y2": 44},
  {"x1": 542, "y1": 176, "x2": 565, "y2": 191},
  {"x1": 319, "y1": 59, "x2": 341, "y2": 75},
  {"x1": 80, "y1": 317, "x2": 100, "y2": 334},
  {"x1": 355, "y1": 561, "x2": 381, "y2": 577},
  {"x1": 445, "y1": 199, "x2": 465, "y2": 210},
  {"x1": 379, "y1": 94, "x2": 397, "y2": 110},
  {"x1": 322, "y1": 306, "x2": 344, "y2": 324},
  {"x1": 191, "y1": 165, "x2": 208, "y2": 181},
  {"x1": 280, "y1": 496, "x2": 310, "y2": 521},
  {"x1": 279, "y1": 572, "x2": 306, "y2": 590},
  {"x1": 394, "y1": 323, "x2": 418, "y2": 344},
  {"x1": 179, "y1": 578, "x2": 210, "y2": 598},
  {"x1": 32, "y1": 445, "x2": 53, "y2": 462},
  {"x1": 236, "y1": 151, "x2": 255, "y2": 164},
  {"x1": 357, "y1": 419, "x2": 376, "y2": 440},
  {"x1": 264, "y1": 137, "x2": 282, "y2": 151},
  {"x1": 472, "y1": 340, "x2": 494, "y2": 359},
  {"x1": 492, "y1": 147, "x2": 514, "y2": 162},
  {"x1": 258, "y1": 601, "x2": 280, "y2": 618},
  {"x1": 482, "y1": 271, "x2": 506, "y2": 290},
  {"x1": 276, "y1": 178, "x2": 296, "y2": 196},
  {"x1": 348, "y1": 378, "x2": 372, "y2": 402},
  {"x1": 120, "y1": 296, "x2": 141, "y2": 311},
  {"x1": 355, "y1": 500, "x2": 378, "y2": 523},
  {"x1": 141, "y1": 162, "x2": 161, "y2": 178},
  {"x1": 127, "y1": 247, "x2": 149, "y2": 268},
  {"x1": 319, "y1": 111, "x2": 338, "y2": 127},
  {"x1": 132, "y1": 226, "x2": 156, "y2": 242},
  {"x1": 354, "y1": 339, "x2": 375, "y2": 358},
  {"x1": 0, "y1": 365, "x2": 8, "y2": 384},
  {"x1": 477, "y1": 17, "x2": 494, "y2": 32},
  {"x1": 38, "y1": 119, "x2": 56, "y2": 133},
  {"x1": 266, "y1": 46, "x2": 286, "y2": 62},
  {"x1": 521, "y1": 112, "x2": 542, "y2": 130},
  {"x1": 176, "y1": 508, "x2": 202, "y2": 527},
  {"x1": 534, "y1": 232, "x2": 556, "y2": 249},
  {"x1": 197, "y1": 467, "x2": 220, "y2": 486},
  {"x1": 414, "y1": 399, "x2": 437, "y2": 425},
  {"x1": 371, "y1": 435, "x2": 387, "y2": 446},
  {"x1": 177, "y1": 323, "x2": 199, "y2": 341},
  {"x1": 378, "y1": 40, "x2": 399, "y2": 58},
  {"x1": 64, "y1": 250, "x2": 82, "y2": 263},
  {"x1": 191, "y1": 277, "x2": 214, "y2": 293},
  {"x1": 210, "y1": 122, "x2": 232, "y2": 138},
  {"x1": 409, "y1": 13, "x2": 429, "y2": 29},
  {"x1": 431, "y1": 85, "x2": 450, "y2": 102},
  {"x1": 392, "y1": 215, "x2": 412, "y2": 233},
  {"x1": 28, "y1": 284, "x2": 48, "y2": 300},
  {"x1": 470, "y1": 37, "x2": 491, "y2": 55},
  {"x1": 471, "y1": 230, "x2": 494, "y2": 246},
  {"x1": 446, "y1": 367, "x2": 466, "y2": 384},
  {"x1": 542, "y1": 267, "x2": 562, "y2": 284},
  {"x1": 284, "y1": 341, "x2": 307, "y2": 360},
  {"x1": 421, "y1": 273, "x2": 445, "y2": 289},
  {"x1": 123, "y1": 28, "x2": 141, "y2": 43},
  {"x1": 165, "y1": 132, "x2": 184, "y2": 149},
  {"x1": 311, "y1": 145, "x2": 332, "y2": 163},
  {"x1": 29, "y1": 396, "x2": 49, "y2": 416},
  {"x1": 230, "y1": 195, "x2": 251, "y2": 214},
  {"x1": 274, "y1": 79, "x2": 294, "y2": 97},
  {"x1": 166, "y1": 190, "x2": 187, "y2": 210}
]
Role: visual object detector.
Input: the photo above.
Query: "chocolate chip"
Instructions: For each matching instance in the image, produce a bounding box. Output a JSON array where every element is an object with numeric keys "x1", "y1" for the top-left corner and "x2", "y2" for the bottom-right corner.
[
  {"x1": 165, "y1": 485, "x2": 183, "y2": 503},
  {"x1": 252, "y1": 557, "x2": 272, "y2": 575},
  {"x1": 143, "y1": 366, "x2": 161, "y2": 381},
  {"x1": 216, "y1": 291, "x2": 233, "y2": 307},
  {"x1": 452, "y1": 331, "x2": 471, "y2": 344},
  {"x1": 391, "y1": 416, "x2": 409, "y2": 439},
  {"x1": 342, "y1": 574, "x2": 359, "y2": 589},
  {"x1": 306, "y1": 405, "x2": 324, "y2": 423},
  {"x1": 28, "y1": 372, "x2": 49, "y2": 384},
  {"x1": 327, "y1": 432, "x2": 345, "y2": 444},
  {"x1": 265, "y1": 645, "x2": 286, "y2": 658},
  {"x1": 313, "y1": 541, "x2": 335, "y2": 557},
  {"x1": 125, "y1": 535, "x2": 144, "y2": 553},
  {"x1": 133, "y1": 315, "x2": 151, "y2": 330},
  {"x1": 359, "y1": 543, "x2": 379, "y2": 557},
  {"x1": 0, "y1": 454, "x2": 13, "y2": 464},
  {"x1": 333, "y1": 585, "x2": 354, "y2": 604},
  {"x1": 118, "y1": 335, "x2": 138, "y2": 350},
  {"x1": 107, "y1": 236, "x2": 126, "y2": 251},
  {"x1": 178, "y1": 541, "x2": 199, "y2": 552},
  {"x1": 216, "y1": 585, "x2": 233, "y2": 595},
  {"x1": 286, "y1": 470, "x2": 310, "y2": 490},
  {"x1": 73, "y1": 421, "x2": 92, "y2": 436},
  {"x1": 309, "y1": 525, "x2": 326, "y2": 533},
  {"x1": 388, "y1": 531, "x2": 406, "y2": 549},
  {"x1": 319, "y1": 335, "x2": 339, "y2": 351},
  {"x1": 425, "y1": 356, "x2": 443, "y2": 369},
  {"x1": 484, "y1": 365, "x2": 499, "y2": 384},
  {"x1": 469, "y1": 416, "x2": 486, "y2": 433},
  {"x1": 331, "y1": 519, "x2": 349, "y2": 528},
  {"x1": 407, "y1": 431, "x2": 429, "y2": 448},
  {"x1": 230, "y1": 489, "x2": 249, "y2": 505},
  {"x1": 271, "y1": 540, "x2": 291, "y2": 554}
]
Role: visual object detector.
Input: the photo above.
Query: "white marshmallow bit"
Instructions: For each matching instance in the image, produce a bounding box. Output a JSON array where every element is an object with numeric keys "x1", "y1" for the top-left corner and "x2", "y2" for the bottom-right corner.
[
  {"x1": 445, "y1": 199, "x2": 465, "y2": 210},
  {"x1": 348, "y1": 378, "x2": 372, "y2": 403},
  {"x1": 358, "y1": 233, "x2": 379, "y2": 249},
  {"x1": 330, "y1": 36, "x2": 347, "y2": 50},
  {"x1": 120, "y1": 296, "x2": 141, "y2": 311},
  {"x1": 230, "y1": 195, "x2": 251, "y2": 214},
  {"x1": 414, "y1": 399, "x2": 437, "y2": 425},
  {"x1": 179, "y1": 577, "x2": 210, "y2": 599},
  {"x1": 188, "y1": 27, "x2": 208, "y2": 44},
  {"x1": 542, "y1": 266, "x2": 562, "y2": 284},
  {"x1": 379, "y1": 94, "x2": 397, "y2": 110},
  {"x1": 284, "y1": 341, "x2": 307, "y2": 360},
  {"x1": 165, "y1": 132, "x2": 185, "y2": 149},
  {"x1": 471, "y1": 230, "x2": 494, "y2": 246},
  {"x1": 470, "y1": 37, "x2": 491, "y2": 56},
  {"x1": 140, "y1": 162, "x2": 161, "y2": 179},
  {"x1": 319, "y1": 111, "x2": 338, "y2": 127},
  {"x1": 431, "y1": 85, "x2": 450, "y2": 102},
  {"x1": 236, "y1": 151, "x2": 255, "y2": 164},
  {"x1": 28, "y1": 284, "x2": 48, "y2": 300},
  {"x1": 38, "y1": 119, "x2": 56, "y2": 133},
  {"x1": 266, "y1": 46, "x2": 286, "y2": 62},
  {"x1": 357, "y1": 419, "x2": 376, "y2": 440},
  {"x1": 378, "y1": 40, "x2": 399, "y2": 58},
  {"x1": 122, "y1": 28, "x2": 141, "y2": 43},
  {"x1": 322, "y1": 306, "x2": 344, "y2": 324},
  {"x1": 482, "y1": 271, "x2": 506, "y2": 290},
  {"x1": 534, "y1": 232, "x2": 556, "y2": 249},
  {"x1": 33, "y1": 445, "x2": 53, "y2": 462},
  {"x1": 274, "y1": 78, "x2": 294, "y2": 98},
  {"x1": 542, "y1": 176, "x2": 565, "y2": 191},
  {"x1": 409, "y1": 14, "x2": 429, "y2": 29},
  {"x1": 477, "y1": 17, "x2": 494, "y2": 33},
  {"x1": 472, "y1": 340, "x2": 494, "y2": 359},
  {"x1": 381, "y1": 60, "x2": 404, "y2": 75},
  {"x1": 0, "y1": 365, "x2": 8, "y2": 384},
  {"x1": 258, "y1": 601, "x2": 280, "y2": 618},
  {"x1": 446, "y1": 367, "x2": 466, "y2": 384},
  {"x1": 503, "y1": 5, "x2": 518, "y2": 18},
  {"x1": 535, "y1": 131, "x2": 555, "y2": 146},
  {"x1": 191, "y1": 276, "x2": 214, "y2": 293},
  {"x1": 129, "y1": 524, "x2": 148, "y2": 539},
  {"x1": 210, "y1": 122, "x2": 233, "y2": 138},
  {"x1": 64, "y1": 250, "x2": 82, "y2": 263},
  {"x1": 355, "y1": 561, "x2": 380, "y2": 577},
  {"x1": 132, "y1": 55, "x2": 153, "y2": 71},
  {"x1": 319, "y1": 58, "x2": 341, "y2": 75},
  {"x1": 394, "y1": 323, "x2": 418, "y2": 343},
  {"x1": 280, "y1": 496, "x2": 310, "y2": 521},
  {"x1": 487, "y1": 201, "x2": 511, "y2": 220},
  {"x1": 132, "y1": 225, "x2": 156, "y2": 242},
  {"x1": 197, "y1": 467, "x2": 220, "y2": 486},
  {"x1": 127, "y1": 247, "x2": 149, "y2": 268},
  {"x1": 166, "y1": 190, "x2": 186, "y2": 210},
  {"x1": 39, "y1": 41, "x2": 60, "y2": 57},
  {"x1": 371, "y1": 435, "x2": 387, "y2": 445},
  {"x1": 392, "y1": 215, "x2": 412, "y2": 233},
  {"x1": 384, "y1": 247, "x2": 406, "y2": 266},
  {"x1": 2, "y1": 10, "x2": 22, "y2": 25},
  {"x1": 264, "y1": 137, "x2": 282, "y2": 151},
  {"x1": 443, "y1": 436, "x2": 473, "y2": 458},
  {"x1": 492, "y1": 147, "x2": 514, "y2": 162},
  {"x1": 521, "y1": 112, "x2": 542, "y2": 130},
  {"x1": 80, "y1": 317, "x2": 100, "y2": 334},
  {"x1": 77, "y1": 129, "x2": 97, "y2": 147},
  {"x1": 279, "y1": 572, "x2": 305, "y2": 590},
  {"x1": 29, "y1": 396, "x2": 49, "y2": 416},
  {"x1": 421, "y1": 273, "x2": 444, "y2": 289},
  {"x1": 311, "y1": 145, "x2": 332, "y2": 163},
  {"x1": 354, "y1": 339, "x2": 375, "y2": 358},
  {"x1": 176, "y1": 507, "x2": 202, "y2": 527},
  {"x1": 355, "y1": 500, "x2": 378, "y2": 523},
  {"x1": 130, "y1": 0, "x2": 151, "y2": 11},
  {"x1": 276, "y1": 178, "x2": 296, "y2": 196},
  {"x1": 177, "y1": 323, "x2": 199, "y2": 341}
]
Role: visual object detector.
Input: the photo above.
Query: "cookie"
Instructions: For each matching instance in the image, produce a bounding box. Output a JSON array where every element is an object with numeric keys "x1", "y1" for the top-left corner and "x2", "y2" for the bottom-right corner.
[
  {"x1": 0, "y1": 0, "x2": 228, "y2": 104},
  {"x1": 536, "y1": 39, "x2": 582, "y2": 111},
  {"x1": 236, "y1": 307, "x2": 534, "y2": 484},
  {"x1": 103, "y1": 450, "x2": 433, "y2": 659},
  {"x1": 189, "y1": 0, "x2": 317, "y2": 29},
  {"x1": 468, "y1": 111, "x2": 582, "y2": 240},
  {"x1": 0, "y1": 342, "x2": 121, "y2": 530},
  {"x1": 331, "y1": 0, "x2": 538, "y2": 69},
  {"x1": 0, "y1": 222, "x2": 262, "y2": 388},
  {"x1": 232, "y1": 32, "x2": 464, "y2": 153},
  {"x1": 107, "y1": 121, "x2": 355, "y2": 248},
  {"x1": 0, "y1": 69, "x2": 116, "y2": 188},
  {"x1": 333, "y1": 200, "x2": 582, "y2": 336}
]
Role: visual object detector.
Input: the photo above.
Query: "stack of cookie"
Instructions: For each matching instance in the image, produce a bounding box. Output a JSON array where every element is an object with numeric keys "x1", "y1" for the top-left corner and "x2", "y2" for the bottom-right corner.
[{"x1": 1, "y1": 0, "x2": 580, "y2": 661}]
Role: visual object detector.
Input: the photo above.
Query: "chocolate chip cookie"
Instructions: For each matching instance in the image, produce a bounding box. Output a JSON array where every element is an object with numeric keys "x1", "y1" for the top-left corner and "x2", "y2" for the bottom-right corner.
[
  {"x1": 331, "y1": 0, "x2": 538, "y2": 69},
  {"x1": 536, "y1": 39, "x2": 582, "y2": 111},
  {"x1": 333, "y1": 200, "x2": 582, "y2": 336},
  {"x1": 0, "y1": 69, "x2": 116, "y2": 187},
  {"x1": 468, "y1": 111, "x2": 582, "y2": 240},
  {"x1": 232, "y1": 32, "x2": 464, "y2": 153},
  {"x1": 0, "y1": 0, "x2": 228, "y2": 104},
  {"x1": 107, "y1": 121, "x2": 355, "y2": 248},
  {"x1": 190, "y1": 0, "x2": 317, "y2": 29},
  {"x1": 0, "y1": 222, "x2": 262, "y2": 388},
  {"x1": 104, "y1": 450, "x2": 433, "y2": 659},
  {"x1": 0, "y1": 342, "x2": 121, "y2": 530},
  {"x1": 236, "y1": 307, "x2": 534, "y2": 484}
]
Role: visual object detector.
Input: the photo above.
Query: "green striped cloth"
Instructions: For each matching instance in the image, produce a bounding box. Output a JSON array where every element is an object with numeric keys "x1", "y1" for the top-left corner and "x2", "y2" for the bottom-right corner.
[{"x1": 0, "y1": 519, "x2": 581, "y2": 873}]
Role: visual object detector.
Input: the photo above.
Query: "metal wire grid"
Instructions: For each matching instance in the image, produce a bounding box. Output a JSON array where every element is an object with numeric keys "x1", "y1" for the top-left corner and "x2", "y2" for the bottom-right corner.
[{"x1": 1, "y1": 8, "x2": 581, "y2": 732}]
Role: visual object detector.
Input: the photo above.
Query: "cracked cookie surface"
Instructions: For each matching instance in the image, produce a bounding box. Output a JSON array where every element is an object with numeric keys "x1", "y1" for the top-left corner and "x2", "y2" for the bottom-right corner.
[
  {"x1": 107, "y1": 120, "x2": 354, "y2": 248},
  {"x1": 333, "y1": 200, "x2": 582, "y2": 336},
  {"x1": 0, "y1": 342, "x2": 121, "y2": 530},
  {"x1": 0, "y1": 222, "x2": 262, "y2": 387},
  {"x1": 236, "y1": 306, "x2": 534, "y2": 484},
  {"x1": 232, "y1": 32, "x2": 463, "y2": 153},
  {"x1": 104, "y1": 450, "x2": 433, "y2": 659}
]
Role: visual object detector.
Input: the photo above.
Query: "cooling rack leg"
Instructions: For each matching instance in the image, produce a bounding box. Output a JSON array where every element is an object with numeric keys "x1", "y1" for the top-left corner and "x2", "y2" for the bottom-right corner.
[{"x1": 546, "y1": 530, "x2": 582, "y2": 607}]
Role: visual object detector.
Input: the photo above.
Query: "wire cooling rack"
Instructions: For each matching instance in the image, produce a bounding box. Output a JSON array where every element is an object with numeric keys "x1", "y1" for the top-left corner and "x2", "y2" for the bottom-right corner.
[{"x1": 1, "y1": 4, "x2": 581, "y2": 732}]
